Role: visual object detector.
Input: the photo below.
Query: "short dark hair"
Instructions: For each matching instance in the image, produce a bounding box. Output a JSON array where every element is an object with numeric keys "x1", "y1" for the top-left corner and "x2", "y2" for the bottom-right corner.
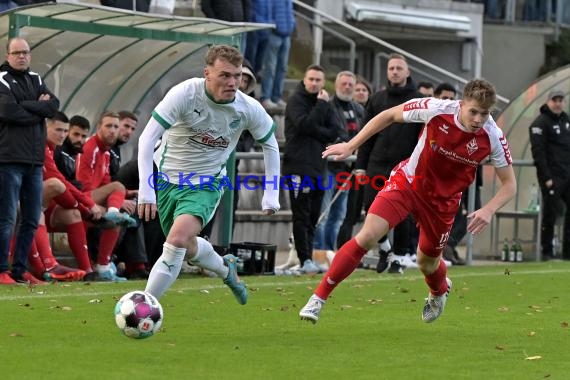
[
  {"x1": 69, "y1": 115, "x2": 90, "y2": 130},
  {"x1": 118, "y1": 110, "x2": 137, "y2": 122},
  {"x1": 51, "y1": 110, "x2": 69, "y2": 123},
  {"x1": 434, "y1": 82, "x2": 457, "y2": 97},
  {"x1": 305, "y1": 64, "x2": 325, "y2": 74},
  {"x1": 418, "y1": 81, "x2": 434, "y2": 90}
]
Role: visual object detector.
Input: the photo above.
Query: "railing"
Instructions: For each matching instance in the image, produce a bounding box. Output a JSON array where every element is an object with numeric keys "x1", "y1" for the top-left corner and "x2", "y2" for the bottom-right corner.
[
  {"x1": 470, "y1": 0, "x2": 570, "y2": 39},
  {"x1": 292, "y1": 0, "x2": 511, "y2": 105}
]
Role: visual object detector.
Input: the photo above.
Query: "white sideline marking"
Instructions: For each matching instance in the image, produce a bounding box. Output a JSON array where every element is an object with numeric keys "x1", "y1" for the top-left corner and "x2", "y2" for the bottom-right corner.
[{"x1": 0, "y1": 267, "x2": 569, "y2": 301}]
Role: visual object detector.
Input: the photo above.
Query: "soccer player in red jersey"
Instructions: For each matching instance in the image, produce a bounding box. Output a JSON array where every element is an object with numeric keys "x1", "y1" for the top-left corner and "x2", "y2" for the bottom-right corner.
[{"x1": 299, "y1": 79, "x2": 517, "y2": 323}]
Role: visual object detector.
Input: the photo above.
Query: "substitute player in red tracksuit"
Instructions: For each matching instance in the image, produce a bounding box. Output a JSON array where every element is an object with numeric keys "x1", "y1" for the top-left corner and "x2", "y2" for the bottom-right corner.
[
  {"x1": 26, "y1": 113, "x2": 97, "y2": 281},
  {"x1": 299, "y1": 79, "x2": 517, "y2": 324},
  {"x1": 76, "y1": 111, "x2": 136, "y2": 281}
]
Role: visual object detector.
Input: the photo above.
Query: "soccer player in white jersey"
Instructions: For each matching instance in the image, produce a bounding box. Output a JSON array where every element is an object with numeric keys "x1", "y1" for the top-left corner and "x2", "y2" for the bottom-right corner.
[
  {"x1": 300, "y1": 79, "x2": 517, "y2": 323},
  {"x1": 137, "y1": 45, "x2": 281, "y2": 304}
]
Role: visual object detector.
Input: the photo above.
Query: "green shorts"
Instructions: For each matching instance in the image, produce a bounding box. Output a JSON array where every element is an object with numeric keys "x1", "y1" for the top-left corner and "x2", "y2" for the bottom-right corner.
[{"x1": 156, "y1": 178, "x2": 223, "y2": 234}]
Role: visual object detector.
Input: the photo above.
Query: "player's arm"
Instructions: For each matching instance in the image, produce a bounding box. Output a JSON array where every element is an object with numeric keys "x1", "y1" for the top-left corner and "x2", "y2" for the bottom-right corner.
[
  {"x1": 323, "y1": 103, "x2": 406, "y2": 160},
  {"x1": 467, "y1": 165, "x2": 517, "y2": 235},
  {"x1": 257, "y1": 124, "x2": 280, "y2": 215},
  {"x1": 137, "y1": 117, "x2": 166, "y2": 221}
]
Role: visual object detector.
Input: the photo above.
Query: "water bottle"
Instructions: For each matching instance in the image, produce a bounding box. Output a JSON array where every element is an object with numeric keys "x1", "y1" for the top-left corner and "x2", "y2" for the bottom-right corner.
[
  {"x1": 509, "y1": 240, "x2": 516, "y2": 262},
  {"x1": 515, "y1": 240, "x2": 523, "y2": 262},
  {"x1": 501, "y1": 238, "x2": 509, "y2": 262},
  {"x1": 527, "y1": 183, "x2": 540, "y2": 212}
]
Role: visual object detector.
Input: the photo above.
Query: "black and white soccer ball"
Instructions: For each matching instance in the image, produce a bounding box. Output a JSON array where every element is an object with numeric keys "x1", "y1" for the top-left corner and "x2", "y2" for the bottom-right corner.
[{"x1": 114, "y1": 291, "x2": 163, "y2": 339}]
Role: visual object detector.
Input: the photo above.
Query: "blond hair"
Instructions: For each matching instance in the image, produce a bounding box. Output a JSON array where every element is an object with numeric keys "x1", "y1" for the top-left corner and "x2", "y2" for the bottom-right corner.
[
  {"x1": 204, "y1": 45, "x2": 243, "y2": 67},
  {"x1": 463, "y1": 79, "x2": 496, "y2": 110}
]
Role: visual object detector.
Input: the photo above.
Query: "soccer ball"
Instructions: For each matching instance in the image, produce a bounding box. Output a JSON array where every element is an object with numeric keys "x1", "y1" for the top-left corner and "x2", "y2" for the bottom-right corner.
[{"x1": 114, "y1": 291, "x2": 163, "y2": 339}]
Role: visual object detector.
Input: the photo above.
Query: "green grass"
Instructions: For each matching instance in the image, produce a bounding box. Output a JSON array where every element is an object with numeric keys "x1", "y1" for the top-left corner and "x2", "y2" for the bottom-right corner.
[{"x1": 1, "y1": 262, "x2": 569, "y2": 380}]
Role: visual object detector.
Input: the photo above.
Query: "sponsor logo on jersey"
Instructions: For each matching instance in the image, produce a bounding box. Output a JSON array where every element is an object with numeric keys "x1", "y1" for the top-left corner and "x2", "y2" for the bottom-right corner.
[
  {"x1": 438, "y1": 124, "x2": 449, "y2": 134},
  {"x1": 229, "y1": 117, "x2": 241, "y2": 129},
  {"x1": 530, "y1": 127, "x2": 542, "y2": 135},
  {"x1": 430, "y1": 139, "x2": 438, "y2": 151},
  {"x1": 437, "y1": 146, "x2": 479, "y2": 167},
  {"x1": 466, "y1": 138, "x2": 478, "y2": 155},
  {"x1": 188, "y1": 132, "x2": 229, "y2": 149},
  {"x1": 404, "y1": 98, "x2": 430, "y2": 111}
]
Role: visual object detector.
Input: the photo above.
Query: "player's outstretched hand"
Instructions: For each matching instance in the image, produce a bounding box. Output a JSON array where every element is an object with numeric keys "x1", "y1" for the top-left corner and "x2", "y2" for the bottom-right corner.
[
  {"x1": 466, "y1": 208, "x2": 493, "y2": 235},
  {"x1": 323, "y1": 142, "x2": 353, "y2": 160},
  {"x1": 138, "y1": 202, "x2": 157, "y2": 222}
]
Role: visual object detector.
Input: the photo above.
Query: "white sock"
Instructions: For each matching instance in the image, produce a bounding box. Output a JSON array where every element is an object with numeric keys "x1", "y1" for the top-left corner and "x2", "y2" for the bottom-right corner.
[
  {"x1": 189, "y1": 237, "x2": 228, "y2": 279},
  {"x1": 95, "y1": 263, "x2": 111, "y2": 273},
  {"x1": 379, "y1": 238, "x2": 391, "y2": 252},
  {"x1": 145, "y1": 242, "x2": 186, "y2": 299}
]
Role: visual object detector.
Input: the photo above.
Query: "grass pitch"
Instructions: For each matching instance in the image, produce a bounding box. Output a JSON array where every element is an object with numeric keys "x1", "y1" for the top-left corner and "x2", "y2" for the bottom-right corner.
[{"x1": 1, "y1": 262, "x2": 569, "y2": 380}]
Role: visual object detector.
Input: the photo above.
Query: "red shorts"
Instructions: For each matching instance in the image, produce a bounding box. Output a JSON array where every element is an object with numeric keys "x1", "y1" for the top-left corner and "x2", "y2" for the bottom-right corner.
[{"x1": 367, "y1": 169, "x2": 459, "y2": 257}]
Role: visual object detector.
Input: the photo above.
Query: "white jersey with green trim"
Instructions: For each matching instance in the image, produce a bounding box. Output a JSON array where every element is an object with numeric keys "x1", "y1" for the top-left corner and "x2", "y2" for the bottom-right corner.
[{"x1": 152, "y1": 78, "x2": 275, "y2": 185}]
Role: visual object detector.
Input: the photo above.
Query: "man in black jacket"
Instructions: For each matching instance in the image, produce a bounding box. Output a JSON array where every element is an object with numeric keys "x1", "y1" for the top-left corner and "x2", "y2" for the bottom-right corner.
[
  {"x1": 0, "y1": 37, "x2": 59, "y2": 284},
  {"x1": 356, "y1": 53, "x2": 424, "y2": 274},
  {"x1": 529, "y1": 89, "x2": 570, "y2": 260},
  {"x1": 314, "y1": 70, "x2": 365, "y2": 254},
  {"x1": 54, "y1": 114, "x2": 89, "y2": 190},
  {"x1": 283, "y1": 64, "x2": 339, "y2": 273}
]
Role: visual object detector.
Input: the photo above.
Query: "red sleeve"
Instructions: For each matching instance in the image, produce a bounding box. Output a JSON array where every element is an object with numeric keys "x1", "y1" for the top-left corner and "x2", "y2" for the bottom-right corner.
[
  {"x1": 44, "y1": 146, "x2": 95, "y2": 209},
  {"x1": 76, "y1": 140, "x2": 95, "y2": 193}
]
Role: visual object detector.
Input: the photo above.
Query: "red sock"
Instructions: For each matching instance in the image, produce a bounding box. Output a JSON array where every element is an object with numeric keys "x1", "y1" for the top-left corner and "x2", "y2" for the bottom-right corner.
[
  {"x1": 424, "y1": 259, "x2": 448, "y2": 296},
  {"x1": 126, "y1": 262, "x2": 146, "y2": 274},
  {"x1": 315, "y1": 238, "x2": 368, "y2": 300},
  {"x1": 107, "y1": 190, "x2": 126, "y2": 210},
  {"x1": 66, "y1": 222, "x2": 93, "y2": 271},
  {"x1": 53, "y1": 189, "x2": 78, "y2": 209},
  {"x1": 28, "y1": 240, "x2": 46, "y2": 277},
  {"x1": 35, "y1": 224, "x2": 58, "y2": 270},
  {"x1": 97, "y1": 229, "x2": 120, "y2": 265}
]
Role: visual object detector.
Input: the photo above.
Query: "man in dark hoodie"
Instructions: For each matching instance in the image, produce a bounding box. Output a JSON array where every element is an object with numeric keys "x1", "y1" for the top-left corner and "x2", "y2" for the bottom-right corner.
[
  {"x1": 283, "y1": 64, "x2": 340, "y2": 273},
  {"x1": 356, "y1": 53, "x2": 424, "y2": 274},
  {"x1": 529, "y1": 89, "x2": 570, "y2": 260},
  {"x1": 0, "y1": 37, "x2": 59, "y2": 284},
  {"x1": 54, "y1": 114, "x2": 90, "y2": 190}
]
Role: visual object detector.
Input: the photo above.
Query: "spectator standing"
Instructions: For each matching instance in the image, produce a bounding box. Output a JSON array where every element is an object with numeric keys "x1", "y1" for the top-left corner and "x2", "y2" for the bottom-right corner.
[
  {"x1": 283, "y1": 64, "x2": 340, "y2": 273},
  {"x1": 259, "y1": 0, "x2": 295, "y2": 110},
  {"x1": 100, "y1": 0, "x2": 150, "y2": 12},
  {"x1": 417, "y1": 81, "x2": 435, "y2": 97},
  {"x1": 245, "y1": 0, "x2": 271, "y2": 75},
  {"x1": 0, "y1": 37, "x2": 59, "y2": 284},
  {"x1": 201, "y1": 0, "x2": 251, "y2": 52},
  {"x1": 314, "y1": 71, "x2": 365, "y2": 254},
  {"x1": 336, "y1": 76, "x2": 371, "y2": 248},
  {"x1": 356, "y1": 53, "x2": 424, "y2": 274},
  {"x1": 529, "y1": 89, "x2": 570, "y2": 260},
  {"x1": 434, "y1": 82, "x2": 457, "y2": 100}
]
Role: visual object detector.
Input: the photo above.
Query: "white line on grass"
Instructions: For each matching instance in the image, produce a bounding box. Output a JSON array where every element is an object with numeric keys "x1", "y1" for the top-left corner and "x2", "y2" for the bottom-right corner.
[{"x1": 1, "y1": 267, "x2": 569, "y2": 302}]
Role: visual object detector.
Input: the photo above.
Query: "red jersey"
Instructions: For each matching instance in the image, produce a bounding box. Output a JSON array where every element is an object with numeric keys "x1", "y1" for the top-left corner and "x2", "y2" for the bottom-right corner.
[
  {"x1": 44, "y1": 141, "x2": 95, "y2": 209},
  {"x1": 400, "y1": 98, "x2": 512, "y2": 205},
  {"x1": 76, "y1": 135, "x2": 112, "y2": 192}
]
